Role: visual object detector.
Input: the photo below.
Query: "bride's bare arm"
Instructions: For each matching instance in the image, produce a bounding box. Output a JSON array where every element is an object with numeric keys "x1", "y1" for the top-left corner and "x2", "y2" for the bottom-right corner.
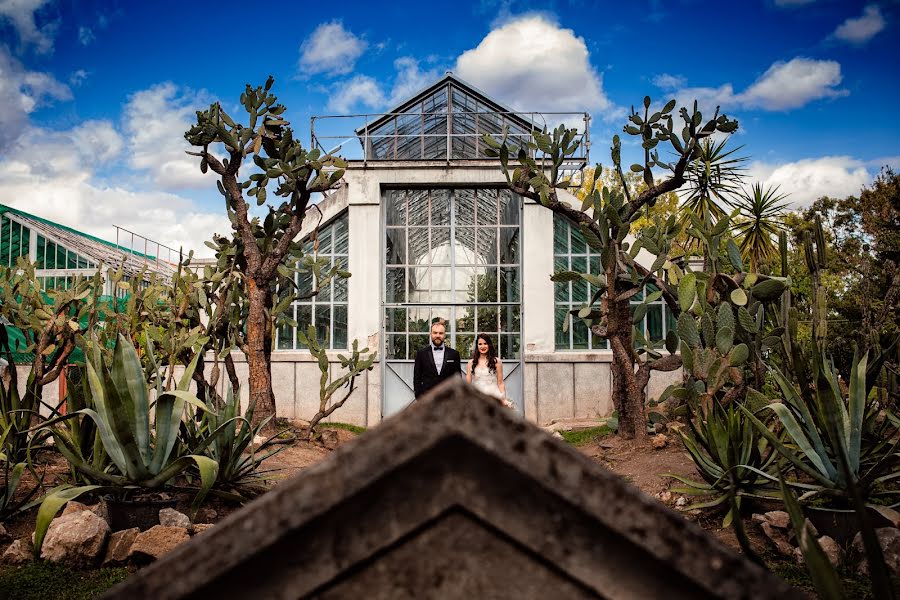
[
  {"x1": 466, "y1": 359, "x2": 473, "y2": 384},
  {"x1": 496, "y1": 360, "x2": 506, "y2": 395}
]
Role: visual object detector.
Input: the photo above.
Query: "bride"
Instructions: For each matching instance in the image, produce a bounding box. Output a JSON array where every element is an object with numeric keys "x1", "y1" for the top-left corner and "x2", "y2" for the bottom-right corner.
[{"x1": 466, "y1": 333, "x2": 513, "y2": 408}]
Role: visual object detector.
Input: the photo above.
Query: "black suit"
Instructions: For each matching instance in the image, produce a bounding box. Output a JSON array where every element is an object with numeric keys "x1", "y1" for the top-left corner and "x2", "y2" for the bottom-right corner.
[{"x1": 413, "y1": 344, "x2": 463, "y2": 398}]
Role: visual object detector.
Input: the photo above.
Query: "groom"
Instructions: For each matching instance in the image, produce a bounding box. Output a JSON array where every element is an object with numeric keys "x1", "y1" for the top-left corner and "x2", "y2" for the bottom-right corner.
[{"x1": 413, "y1": 320, "x2": 462, "y2": 399}]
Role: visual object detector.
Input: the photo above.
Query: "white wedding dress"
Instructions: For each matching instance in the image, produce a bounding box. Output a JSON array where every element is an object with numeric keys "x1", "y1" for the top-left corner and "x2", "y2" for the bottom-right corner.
[{"x1": 471, "y1": 364, "x2": 503, "y2": 400}]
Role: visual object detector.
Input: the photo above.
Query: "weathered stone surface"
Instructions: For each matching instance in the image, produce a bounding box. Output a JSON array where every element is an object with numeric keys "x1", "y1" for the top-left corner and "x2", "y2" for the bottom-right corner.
[
  {"x1": 159, "y1": 508, "x2": 191, "y2": 529},
  {"x1": 675, "y1": 496, "x2": 688, "y2": 508},
  {"x1": 319, "y1": 428, "x2": 339, "y2": 450},
  {"x1": 651, "y1": 434, "x2": 669, "y2": 449},
  {"x1": 753, "y1": 511, "x2": 791, "y2": 530},
  {"x1": 852, "y1": 527, "x2": 900, "y2": 576},
  {"x1": 2, "y1": 538, "x2": 33, "y2": 565},
  {"x1": 196, "y1": 507, "x2": 218, "y2": 523},
  {"x1": 104, "y1": 378, "x2": 802, "y2": 600},
  {"x1": 761, "y1": 522, "x2": 794, "y2": 557},
  {"x1": 41, "y1": 510, "x2": 110, "y2": 567},
  {"x1": 61, "y1": 501, "x2": 91, "y2": 517},
  {"x1": 129, "y1": 526, "x2": 190, "y2": 562},
  {"x1": 818, "y1": 536, "x2": 843, "y2": 567},
  {"x1": 103, "y1": 528, "x2": 140, "y2": 566},
  {"x1": 191, "y1": 523, "x2": 214, "y2": 535}
]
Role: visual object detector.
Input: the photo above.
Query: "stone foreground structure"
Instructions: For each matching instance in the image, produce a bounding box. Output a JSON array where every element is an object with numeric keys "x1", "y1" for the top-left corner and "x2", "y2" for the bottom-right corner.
[{"x1": 103, "y1": 379, "x2": 800, "y2": 599}]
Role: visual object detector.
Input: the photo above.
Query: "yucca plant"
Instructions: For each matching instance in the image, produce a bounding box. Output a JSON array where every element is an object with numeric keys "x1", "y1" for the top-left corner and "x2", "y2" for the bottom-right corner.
[{"x1": 732, "y1": 183, "x2": 788, "y2": 272}]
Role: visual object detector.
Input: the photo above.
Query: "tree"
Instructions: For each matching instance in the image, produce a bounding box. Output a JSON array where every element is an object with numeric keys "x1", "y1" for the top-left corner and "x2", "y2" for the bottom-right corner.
[
  {"x1": 732, "y1": 183, "x2": 788, "y2": 272},
  {"x1": 486, "y1": 97, "x2": 740, "y2": 439},
  {"x1": 185, "y1": 77, "x2": 347, "y2": 428},
  {"x1": 678, "y1": 138, "x2": 746, "y2": 237}
]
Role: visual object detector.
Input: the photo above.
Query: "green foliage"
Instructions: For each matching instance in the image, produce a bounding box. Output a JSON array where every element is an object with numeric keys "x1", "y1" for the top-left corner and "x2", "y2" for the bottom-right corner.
[
  {"x1": 732, "y1": 183, "x2": 788, "y2": 271},
  {"x1": 559, "y1": 425, "x2": 613, "y2": 446},
  {"x1": 679, "y1": 138, "x2": 747, "y2": 236},
  {"x1": 298, "y1": 327, "x2": 376, "y2": 440},
  {"x1": 182, "y1": 384, "x2": 286, "y2": 497},
  {"x1": 325, "y1": 422, "x2": 367, "y2": 435},
  {"x1": 0, "y1": 561, "x2": 129, "y2": 600}
]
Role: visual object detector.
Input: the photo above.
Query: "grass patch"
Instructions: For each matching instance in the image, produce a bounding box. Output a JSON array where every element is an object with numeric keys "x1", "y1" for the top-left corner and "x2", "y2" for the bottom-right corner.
[
  {"x1": 0, "y1": 562, "x2": 130, "y2": 600},
  {"x1": 324, "y1": 422, "x2": 367, "y2": 435},
  {"x1": 559, "y1": 425, "x2": 612, "y2": 446}
]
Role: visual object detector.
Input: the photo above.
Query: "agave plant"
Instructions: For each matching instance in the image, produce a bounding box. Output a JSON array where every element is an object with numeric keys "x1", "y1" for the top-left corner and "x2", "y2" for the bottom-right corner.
[
  {"x1": 732, "y1": 183, "x2": 788, "y2": 271},
  {"x1": 182, "y1": 384, "x2": 286, "y2": 497},
  {"x1": 740, "y1": 351, "x2": 900, "y2": 512},
  {"x1": 678, "y1": 138, "x2": 747, "y2": 240}
]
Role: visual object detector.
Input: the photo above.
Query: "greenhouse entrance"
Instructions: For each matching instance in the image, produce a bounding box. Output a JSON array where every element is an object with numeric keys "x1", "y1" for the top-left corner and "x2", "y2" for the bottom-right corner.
[{"x1": 382, "y1": 188, "x2": 523, "y2": 416}]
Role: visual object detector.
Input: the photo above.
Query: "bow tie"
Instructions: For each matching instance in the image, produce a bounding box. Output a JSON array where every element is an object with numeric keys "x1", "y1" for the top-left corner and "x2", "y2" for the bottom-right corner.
[{"x1": 433, "y1": 346, "x2": 443, "y2": 351}]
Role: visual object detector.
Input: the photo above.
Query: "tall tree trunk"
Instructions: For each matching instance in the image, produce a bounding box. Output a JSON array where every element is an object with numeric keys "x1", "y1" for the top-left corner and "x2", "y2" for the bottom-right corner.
[
  {"x1": 246, "y1": 277, "x2": 275, "y2": 429},
  {"x1": 607, "y1": 295, "x2": 647, "y2": 441}
]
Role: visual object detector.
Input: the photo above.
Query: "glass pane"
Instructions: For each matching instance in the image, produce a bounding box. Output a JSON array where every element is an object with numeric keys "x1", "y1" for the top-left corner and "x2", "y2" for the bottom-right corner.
[
  {"x1": 409, "y1": 334, "x2": 429, "y2": 357},
  {"x1": 333, "y1": 261, "x2": 348, "y2": 301},
  {"x1": 315, "y1": 305, "x2": 331, "y2": 346},
  {"x1": 387, "y1": 334, "x2": 406, "y2": 360},
  {"x1": 555, "y1": 306, "x2": 570, "y2": 350},
  {"x1": 385, "y1": 268, "x2": 406, "y2": 303},
  {"x1": 666, "y1": 305, "x2": 677, "y2": 337},
  {"x1": 386, "y1": 307, "x2": 406, "y2": 332},
  {"x1": 408, "y1": 307, "x2": 430, "y2": 332},
  {"x1": 36, "y1": 236, "x2": 45, "y2": 268},
  {"x1": 500, "y1": 305, "x2": 521, "y2": 332},
  {"x1": 573, "y1": 319, "x2": 589, "y2": 350},
  {"x1": 385, "y1": 190, "x2": 406, "y2": 226},
  {"x1": 501, "y1": 335, "x2": 521, "y2": 360},
  {"x1": 409, "y1": 266, "x2": 430, "y2": 303},
  {"x1": 632, "y1": 286, "x2": 644, "y2": 301},
  {"x1": 318, "y1": 227, "x2": 332, "y2": 255},
  {"x1": 456, "y1": 189, "x2": 475, "y2": 227},
  {"x1": 456, "y1": 334, "x2": 474, "y2": 359},
  {"x1": 277, "y1": 322, "x2": 294, "y2": 350},
  {"x1": 477, "y1": 267, "x2": 498, "y2": 302},
  {"x1": 67, "y1": 249, "x2": 78, "y2": 269},
  {"x1": 333, "y1": 305, "x2": 348, "y2": 349},
  {"x1": 570, "y1": 225, "x2": 587, "y2": 254},
  {"x1": 499, "y1": 228, "x2": 518, "y2": 264},
  {"x1": 333, "y1": 216, "x2": 349, "y2": 255},
  {"x1": 46, "y1": 242, "x2": 56, "y2": 269},
  {"x1": 591, "y1": 330, "x2": 608, "y2": 350},
  {"x1": 77, "y1": 256, "x2": 87, "y2": 269},
  {"x1": 456, "y1": 305, "x2": 475, "y2": 332},
  {"x1": 408, "y1": 190, "x2": 429, "y2": 226},
  {"x1": 477, "y1": 306, "x2": 498, "y2": 332},
  {"x1": 408, "y1": 228, "x2": 429, "y2": 266},
  {"x1": 430, "y1": 228, "x2": 451, "y2": 264},
  {"x1": 647, "y1": 304, "x2": 663, "y2": 342},
  {"x1": 499, "y1": 190, "x2": 520, "y2": 225},
  {"x1": 455, "y1": 227, "x2": 477, "y2": 264},
  {"x1": 589, "y1": 255, "x2": 600, "y2": 275},
  {"x1": 475, "y1": 228, "x2": 497, "y2": 264},
  {"x1": 430, "y1": 267, "x2": 452, "y2": 302},
  {"x1": 476, "y1": 189, "x2": 498, "y2": 225},
  {"x1": 455, "y1": 266, "x2": 477, "y2": 302},
  {"x1": 553, "y1": 217, "x2": 568, "y2": 255},
  {"x1": 430, "y1": 190, "x2": 450, "y2": 226},
  {"x1": 318, "y1": 268, "x2": 331, "y2": 301},
  {"x1": 56, "y1": 244, "x2": 65, "y2": 270},
  {"x1": 500, "y1": 267, "x2": 519, "y2": 302}
]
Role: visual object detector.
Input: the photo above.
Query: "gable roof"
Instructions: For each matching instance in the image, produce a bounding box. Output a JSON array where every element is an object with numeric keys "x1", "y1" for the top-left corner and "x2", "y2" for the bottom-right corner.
[
  {"x1": 0, "y1": 204, "x2": 176, "y2": 279},
  {"x1": 104, "y1": 378, "x2": 800, "y2": 599},
  {"x1": 356, "y1": 72, "x2": 538, "y2": 135}
]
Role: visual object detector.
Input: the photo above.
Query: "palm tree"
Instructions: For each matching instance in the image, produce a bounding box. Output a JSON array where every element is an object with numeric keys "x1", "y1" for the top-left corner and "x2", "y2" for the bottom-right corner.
[
  {"x1": 732, "y1": 183, "x2": 789, "y2": 271},
  {"x1": 679, "y1": 138, "x2": 747, "y2": 237}
]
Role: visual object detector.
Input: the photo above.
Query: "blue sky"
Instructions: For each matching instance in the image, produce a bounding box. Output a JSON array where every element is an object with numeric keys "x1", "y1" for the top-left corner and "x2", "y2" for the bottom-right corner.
[{"x1": 1, "y1": 0, "x2": 898, "y2": 256}]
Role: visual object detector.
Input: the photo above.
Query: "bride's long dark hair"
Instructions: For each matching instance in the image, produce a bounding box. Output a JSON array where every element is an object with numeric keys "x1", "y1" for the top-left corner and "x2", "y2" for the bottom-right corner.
[{"x1": 471, "y1": 333, "x2": 499, "y2": 374}]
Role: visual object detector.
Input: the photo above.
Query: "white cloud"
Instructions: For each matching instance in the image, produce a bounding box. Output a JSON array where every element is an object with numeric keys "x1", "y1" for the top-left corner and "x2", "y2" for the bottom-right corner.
[
  {"x1": 298, "y1": 20, "x2": 368, "y2": 78},
  {"x1": 328, "y1": 74, "x2": 386, "y2": 113},
  {"x1": 652, "y1": 73, "x2": 686, "y2": 90},
  {"x1": 454, "y1": 14, "x2": 616, "y2": 119},
  {"x1": 0, "y1": 0, "x2": 56, "y2": 53},
  {"x1": 748, "y1": 156, "x2": 872, "y2": 207},
  {"x1": 666, "y1": 57, "x2": 847, "y2": 113},
  {"x1": 0, "y1": 46, "x2": 71, "y2": 150},
  {"x1": 388, "y1": 56, "x2": 440, "y2": 105},
  {"x1": 78, "y1": 25, "x2": 94, "y2": 45},
  {"x1": 122, "y1": 82, "x2": 213, "y2": 190},
  {"x1": 832, "y1": 5, "x2": 885, "y2": 45},
  {"x1": 5, "y1": 121, "x2": 122, "y2": 178},
  {"x1": 69, "y1": 69, "x2": 89, "y2": 86}
]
